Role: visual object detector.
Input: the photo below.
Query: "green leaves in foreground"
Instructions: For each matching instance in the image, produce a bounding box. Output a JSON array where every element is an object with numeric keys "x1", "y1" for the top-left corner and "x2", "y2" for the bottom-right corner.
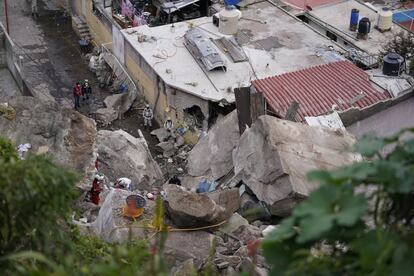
[{"x1": 263, "y1": 129, "x2": 414, "y2": 275}]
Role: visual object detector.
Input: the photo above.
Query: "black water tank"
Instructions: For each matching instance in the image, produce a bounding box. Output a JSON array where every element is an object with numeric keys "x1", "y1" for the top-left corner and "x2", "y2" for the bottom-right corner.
[
  {"x1": 358, "y1": 17, "x2": 371, "y2": 35},
  {"x1": 383, "y1": 53, "x2": 404, "y2": 76}
]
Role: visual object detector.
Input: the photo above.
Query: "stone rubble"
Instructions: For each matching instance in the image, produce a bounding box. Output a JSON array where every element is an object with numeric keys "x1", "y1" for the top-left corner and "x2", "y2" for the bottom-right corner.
[{"x1": 7, "y1": 93, "x2": 362, "y2": 275}]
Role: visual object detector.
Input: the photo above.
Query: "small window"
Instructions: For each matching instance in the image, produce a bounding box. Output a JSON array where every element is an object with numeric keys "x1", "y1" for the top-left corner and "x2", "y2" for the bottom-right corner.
[
  {"x1": 297, "y1": 15, "x2": 309, "y2": 23},
  {"x1": 326, "y1": 30, "x2": 337, "y2": 42}
]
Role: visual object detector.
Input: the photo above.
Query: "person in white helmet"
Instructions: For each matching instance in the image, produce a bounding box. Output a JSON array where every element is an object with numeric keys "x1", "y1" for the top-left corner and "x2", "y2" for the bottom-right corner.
[
  {"x1": 114, "y1": 177, "x2": 133, "y2": 191},
  {"x1": 82, "y1": 79, "x2": 92, "y2": 101},
  {"x1": 164, "y1": 116, "x2": 173, "y2": 132},
  {"x1": 142, "y1": 104, "x2": 153, "y2": 129}
]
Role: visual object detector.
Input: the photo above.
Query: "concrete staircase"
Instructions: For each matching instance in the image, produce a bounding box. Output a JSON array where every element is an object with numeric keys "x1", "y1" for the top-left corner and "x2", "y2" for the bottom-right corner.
[{"x1": 71, "y1": 15, "x2": 92, "y2": 41}]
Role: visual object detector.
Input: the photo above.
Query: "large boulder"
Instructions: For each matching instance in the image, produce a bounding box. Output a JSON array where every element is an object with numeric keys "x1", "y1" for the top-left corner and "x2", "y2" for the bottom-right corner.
[
  {"x1": 96, "y1": 129, "x2": 163, "y2": 190},
  {"x1": 233, "y1": 116, "x2": 360, "y2": 217},
  {"x1": 187, "y1": 110, "x2": 240, "y2": 180},
  {"x1": 0, "y1": 96, "x2": 97, "y2": 174},
  {"x1": 164, "y1": 185, "x2": 238, "y2": 228}
]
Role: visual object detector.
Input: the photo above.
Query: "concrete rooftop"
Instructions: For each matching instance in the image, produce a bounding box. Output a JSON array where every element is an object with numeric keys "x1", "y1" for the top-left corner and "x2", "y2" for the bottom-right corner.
[
  {"x1": 121, "y1": 2, "x2": 342, "y2": 103},
  {"x1": 308, "y1": 0, "x2": 408, "y2": 55}
]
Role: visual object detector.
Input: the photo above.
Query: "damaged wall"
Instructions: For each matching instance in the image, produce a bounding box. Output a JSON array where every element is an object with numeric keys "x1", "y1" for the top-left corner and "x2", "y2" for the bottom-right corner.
[
  {"x1": 166, "y1": 86, "x2": 209, "y2": 128},
  {"x1": 124, "y1": 39, "x2": 169, "y2": 124}
]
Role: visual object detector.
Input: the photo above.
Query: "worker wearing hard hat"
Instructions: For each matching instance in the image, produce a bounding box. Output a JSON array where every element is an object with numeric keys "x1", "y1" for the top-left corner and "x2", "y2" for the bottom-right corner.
[
  {"x1": 142, "y1": 104, "x2": 153, "y2": 129},
  {"x1": 164, "y1": 117, "x2": 173, "y2": 132}
]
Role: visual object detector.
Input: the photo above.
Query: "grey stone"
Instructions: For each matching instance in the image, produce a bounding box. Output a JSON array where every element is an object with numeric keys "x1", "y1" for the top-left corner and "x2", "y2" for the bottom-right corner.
[
  {"x1": 172, "y1": 258, "x2": 196, "y2": 276},
  {"x1": 234, "y1": 245, "x2": 249, "y2": 258},
  {"x1": 164, "y1": 184, "x2": 230, "y2": 228},
  {"x1": 216, "y1": 246, "x2": 230, "y2": 255},
  {"x1": 151, "y1": 128, "x2": 171, "y2": 142},
  {"x1": 232, "y1": 225, "x2": 262, "y2": 245},
  {"x1": 216, "y1": 261, "x2": 230, "y2": 269},
  {"x1": 164, "y1": 231, "x2": 216, "y2": 269},
  {"x1": 95, "y1": 107, "x2": 118, "y2": 126},
  {"x1": 220, "y1": 213, "x2": 249, "y2": 234},
  {"x1": 207, "y1": 189, "x2": 241, "y2": 218},
  {"x1": 215, "y1": 253, "x2": 242, "y2": 268},
  {"x1": 224, "y1": 266, "x2": 236, "y2": 276},
  {"x1": 233, "y1": 116, "x2": 359, "y2": 217},
  {"x1": 239, "y1": 193, "x2": 270, "y2": 222},
  {"x1": 156, "y1": 140, "x2": 175, "y2": 152},
  {"x1": 187, "y1": 110, "x2": 240, "y2": 180},
  {"x1": 0, "y1": 96, "x2": 96, "y2": 176},
  {"x1": 174, "y1": 135, "x2": 185, "y2": 148},
  {"x1": 97, "y1": 129, "x2": 163, "y2": 190}
]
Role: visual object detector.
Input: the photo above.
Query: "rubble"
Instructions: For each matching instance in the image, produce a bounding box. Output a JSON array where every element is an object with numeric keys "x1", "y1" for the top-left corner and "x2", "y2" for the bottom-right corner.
[
  {"x1": 164, "y1": 231, "x2": 216, "y2": 269},
  {"x1": 233, "y1": 116, "x2": 360, "y2": 217},
  {"x1": 96, "y1": 129, "x2": 163, "y2": 190},
  {"x1": 220, "y1": 213, "x2": 249, "y2": 235},
  {"x1": 187, "y1": 110, "x2": 240, "y2": 180}
]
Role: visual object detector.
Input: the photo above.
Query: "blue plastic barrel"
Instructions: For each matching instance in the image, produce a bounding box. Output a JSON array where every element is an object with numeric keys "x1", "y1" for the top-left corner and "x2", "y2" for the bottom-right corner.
[{"x1": 349, "y1": 8, "x2": 359, "y2": 31}]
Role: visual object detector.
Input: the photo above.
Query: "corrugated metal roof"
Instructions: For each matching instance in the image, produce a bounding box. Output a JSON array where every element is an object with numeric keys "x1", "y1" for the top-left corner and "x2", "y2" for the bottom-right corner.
[{"x1": 252, "y1": 61, "x2": 391, "y2": 122}]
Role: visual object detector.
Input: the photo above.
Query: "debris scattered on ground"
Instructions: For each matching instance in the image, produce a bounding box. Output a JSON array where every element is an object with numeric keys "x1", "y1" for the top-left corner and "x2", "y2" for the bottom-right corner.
[{"x1": 0, "y1": 102, "x2": 16, "y2": 120}]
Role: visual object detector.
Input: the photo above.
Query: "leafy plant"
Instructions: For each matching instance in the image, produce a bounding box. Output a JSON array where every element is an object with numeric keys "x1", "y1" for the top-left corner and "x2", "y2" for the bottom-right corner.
[
  {"x1": 0, "y1": 137, "x2": 156, "y2": 275},
  {"x1": 262, "y1": 129, "x2": 414, "y2": 275}
]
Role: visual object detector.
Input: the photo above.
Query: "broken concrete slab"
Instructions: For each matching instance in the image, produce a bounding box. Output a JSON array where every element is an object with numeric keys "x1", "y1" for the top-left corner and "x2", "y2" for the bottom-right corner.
[
  {"x1": 97, "y1": 129, "x2": 163, "y2": 190},
  {"x1": 233, "y1": 116, "x2": 360, "y2": 217},
  {"x1": 187, "y1": 110, "x2": 240, "y2": 180},
  {"x1": 164, "y1": 184, "x2": 229, "y2": 228}
]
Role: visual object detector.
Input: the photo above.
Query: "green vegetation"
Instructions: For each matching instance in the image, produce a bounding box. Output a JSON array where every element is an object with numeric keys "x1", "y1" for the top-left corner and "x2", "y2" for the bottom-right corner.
[
  {"x1": 262, "y1": 129, "x2": 414, "y2": 275},
  {"x1": 0, "y1": 137, "x2": 158, "y2": 275}
]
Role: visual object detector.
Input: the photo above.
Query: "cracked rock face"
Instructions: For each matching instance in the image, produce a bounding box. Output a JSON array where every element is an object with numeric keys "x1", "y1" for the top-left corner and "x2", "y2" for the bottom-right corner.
[
  {"x1": 187, "y1": 110, "x2": 240, "y2": 180},
  {"x1": 0, "y1": 96, "x2": 97, "y2": 175},
  {"x1": 96, "y1": 129, "x2": 163, "y2": 190},
  {"x1": 233, "y1": 115, "x2": 360, "y2": 217}
]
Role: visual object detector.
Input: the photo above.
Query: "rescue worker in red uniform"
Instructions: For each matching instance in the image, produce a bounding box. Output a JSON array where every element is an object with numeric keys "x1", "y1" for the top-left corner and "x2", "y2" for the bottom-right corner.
[{"x1": 90, "y1": 174, "x2": 103, "y2": 205}]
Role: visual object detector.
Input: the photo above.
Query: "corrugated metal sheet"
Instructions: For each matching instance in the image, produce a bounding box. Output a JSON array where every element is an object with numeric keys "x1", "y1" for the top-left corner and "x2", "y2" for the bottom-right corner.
[{"x1": 252, "y1": 61, "x2": 391, "y2": 122}]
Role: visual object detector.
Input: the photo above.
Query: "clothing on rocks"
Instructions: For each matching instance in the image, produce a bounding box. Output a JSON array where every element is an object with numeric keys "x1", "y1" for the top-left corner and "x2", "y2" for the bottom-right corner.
[
  {"x1": 115, "y1": 177, "x2": 133, "y2": 191},
  {"x1": 17, "y1": 143, "x2": 31, "y2": 160}
]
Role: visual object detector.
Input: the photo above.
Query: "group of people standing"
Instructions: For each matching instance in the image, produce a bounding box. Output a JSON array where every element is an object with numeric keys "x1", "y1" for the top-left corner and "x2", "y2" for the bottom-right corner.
[{"x1": 73, "y1": 80, "x2": 92, "y2": 109}]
